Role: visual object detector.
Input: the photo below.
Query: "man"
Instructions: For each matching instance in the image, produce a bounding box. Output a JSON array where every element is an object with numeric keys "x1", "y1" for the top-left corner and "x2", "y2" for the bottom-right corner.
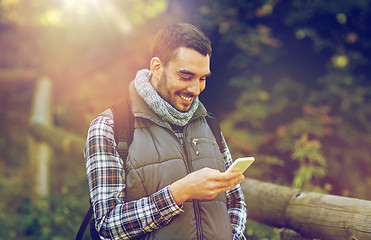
[{"x1": 84, "y1": 23, "x2": 247, "y2": 240}]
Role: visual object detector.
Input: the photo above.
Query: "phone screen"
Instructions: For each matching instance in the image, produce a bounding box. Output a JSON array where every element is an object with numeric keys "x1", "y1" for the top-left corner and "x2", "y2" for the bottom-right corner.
[{"x1": 225, "y1": 157, "x2": 255, "y2": 174}]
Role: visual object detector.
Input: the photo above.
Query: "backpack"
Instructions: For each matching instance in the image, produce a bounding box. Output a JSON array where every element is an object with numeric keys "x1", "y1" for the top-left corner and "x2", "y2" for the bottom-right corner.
[{"x1": 75, "y1": 98, "x2": 225, "y2": 240}]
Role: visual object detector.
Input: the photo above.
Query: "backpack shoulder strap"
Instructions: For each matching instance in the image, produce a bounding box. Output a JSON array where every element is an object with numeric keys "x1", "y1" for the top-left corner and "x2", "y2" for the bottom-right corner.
[
  {"x1": 76, "y1": 98, "x2": 134, "y2": 240},
  {"x1": 75, "y1": 204, "x2": 94, "y2": 240},
  {"x1": 110, "y1": 98, "x2": 134, "y2": 160},
  {"x1": 206, "y1": 112, "x2": 226, "y2": 153}
]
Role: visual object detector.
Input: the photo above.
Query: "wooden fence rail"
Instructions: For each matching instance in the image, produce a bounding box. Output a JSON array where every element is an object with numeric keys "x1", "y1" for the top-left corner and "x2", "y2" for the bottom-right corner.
[
  {"x1": 29, "y1": 121, "x2": 85, "y2": 159},
  {"x1": 28, "y1": 78, "x2": 371, "y2": 240},
  {"x1": 242, "y1": 179, "x2": 371, "y2": 240}
]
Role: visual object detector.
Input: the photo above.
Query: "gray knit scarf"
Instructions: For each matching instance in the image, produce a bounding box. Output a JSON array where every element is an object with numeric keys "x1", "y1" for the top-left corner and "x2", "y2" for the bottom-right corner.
[{"x1": 134, "y1": 69, "x2": 199, "y2": 126}]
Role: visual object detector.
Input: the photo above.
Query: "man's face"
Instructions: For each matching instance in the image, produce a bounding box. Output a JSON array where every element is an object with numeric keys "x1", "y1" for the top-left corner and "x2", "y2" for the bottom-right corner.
[{"x1": 152, "y1": 47, "x2": 211, "y2": 112}]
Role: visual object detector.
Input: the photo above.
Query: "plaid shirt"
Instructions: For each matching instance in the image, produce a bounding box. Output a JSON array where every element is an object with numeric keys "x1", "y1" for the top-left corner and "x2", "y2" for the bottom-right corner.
[{"x1": 84, "y1": 113, "x2": 247, "y2": 240}]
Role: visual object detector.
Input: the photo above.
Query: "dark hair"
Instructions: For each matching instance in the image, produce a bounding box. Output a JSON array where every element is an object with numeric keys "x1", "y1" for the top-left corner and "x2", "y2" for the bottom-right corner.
[{"x1": 152, "y1": 23, "x2": 212, "y2": 65}]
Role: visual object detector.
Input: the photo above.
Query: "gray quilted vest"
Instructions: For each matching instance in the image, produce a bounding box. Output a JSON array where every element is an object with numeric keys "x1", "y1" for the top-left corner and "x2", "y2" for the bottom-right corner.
[{"x1": 124, "y1": 84, "x2": 233, "y2": 240}]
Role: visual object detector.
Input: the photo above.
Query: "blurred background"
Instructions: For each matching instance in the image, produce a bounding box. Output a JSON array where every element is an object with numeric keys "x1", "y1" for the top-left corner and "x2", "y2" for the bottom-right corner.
[{"x1": 1, "y1": 0, "x2": 370, "y2": 239}]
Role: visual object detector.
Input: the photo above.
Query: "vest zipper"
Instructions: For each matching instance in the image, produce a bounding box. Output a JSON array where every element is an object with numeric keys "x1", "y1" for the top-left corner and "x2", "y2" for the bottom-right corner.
[
  {"x1": 184, "y1": 127, "x2": 204, "y2": 240},
  {"x1": 165, "y1": 120, "x2": 204, "y2": 239},
  {"x1": 165, "y1": 128, "x2": 191, "y2": 174},
  {"x1": 193, "y1": 199, "x2": 203, "y2": 239}
]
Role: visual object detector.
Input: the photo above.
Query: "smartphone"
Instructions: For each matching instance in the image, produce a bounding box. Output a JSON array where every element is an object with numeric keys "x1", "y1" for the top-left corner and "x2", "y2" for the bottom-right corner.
[{"x1": 225, "y1": 157, "x2": 255, "y2": 174}]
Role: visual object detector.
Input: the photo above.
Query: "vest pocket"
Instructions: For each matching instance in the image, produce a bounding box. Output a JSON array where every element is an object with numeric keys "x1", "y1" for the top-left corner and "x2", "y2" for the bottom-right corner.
[{"x1": 191, "y1": 138, "x2": 219, "y2": 156}]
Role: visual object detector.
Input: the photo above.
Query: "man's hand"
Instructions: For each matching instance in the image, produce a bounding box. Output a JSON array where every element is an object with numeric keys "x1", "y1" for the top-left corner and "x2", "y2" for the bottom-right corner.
[{"x1": 170, "y1": 168, "x2": 244, "y2": 206}]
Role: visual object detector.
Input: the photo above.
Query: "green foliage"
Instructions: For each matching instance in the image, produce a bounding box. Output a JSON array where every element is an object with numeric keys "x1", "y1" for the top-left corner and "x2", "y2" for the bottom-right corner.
[
  {"x1": 245, "y1": 220, "x2": 281, "y2": 240},
  {"x1": 0, "y1": 151, "x2": 89, "y2": 240},
  {"x1": 291, "y1": 133, "x2": 327, "y2": 189}
]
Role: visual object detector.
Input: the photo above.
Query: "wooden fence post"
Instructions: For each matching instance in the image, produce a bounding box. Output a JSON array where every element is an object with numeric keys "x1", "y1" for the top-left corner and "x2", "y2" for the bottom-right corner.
[{"x1": 28, "y1": 76, "x2": 53, "y2": 207}]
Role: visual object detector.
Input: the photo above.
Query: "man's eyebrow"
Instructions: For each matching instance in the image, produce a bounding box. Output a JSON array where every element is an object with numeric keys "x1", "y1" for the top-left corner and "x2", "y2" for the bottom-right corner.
[
  {"x1": 178, "y1": 70, "x2": 195, "y2": 76},
  {"x1": 177, "y1": 70, "x2": 212, "y2": 77}
]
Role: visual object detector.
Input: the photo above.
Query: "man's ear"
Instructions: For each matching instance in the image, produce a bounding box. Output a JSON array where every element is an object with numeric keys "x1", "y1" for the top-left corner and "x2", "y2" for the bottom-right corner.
[{"x1": 150, "y1": 57, "x2": 163, "y2": 81}]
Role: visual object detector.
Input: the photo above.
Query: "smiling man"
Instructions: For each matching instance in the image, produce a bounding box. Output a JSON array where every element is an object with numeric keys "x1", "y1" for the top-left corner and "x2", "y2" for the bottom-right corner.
[{"x1": 84, "y1": 23, "x2": 247, "y2": 240}]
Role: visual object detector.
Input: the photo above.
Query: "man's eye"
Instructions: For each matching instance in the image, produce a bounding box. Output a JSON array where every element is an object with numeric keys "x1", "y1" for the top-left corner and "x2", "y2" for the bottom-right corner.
[
  {"x1": 200, "y1": 78, "x2": 207, "y2": 81},
  {"x1": 181, "y1": 76, "x2": 191, "y2": 80}
]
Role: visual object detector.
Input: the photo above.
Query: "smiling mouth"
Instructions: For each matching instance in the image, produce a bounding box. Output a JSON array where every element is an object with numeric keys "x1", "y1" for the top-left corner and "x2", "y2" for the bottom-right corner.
[{"x1": 179, "y1": 94, "x2": 193, "y2": 102}]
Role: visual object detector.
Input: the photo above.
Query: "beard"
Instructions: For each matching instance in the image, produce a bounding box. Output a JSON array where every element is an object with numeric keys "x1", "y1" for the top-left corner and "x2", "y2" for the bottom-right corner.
[{"x1": 156, "y1": 73, "x2": 192, "y2": 112}]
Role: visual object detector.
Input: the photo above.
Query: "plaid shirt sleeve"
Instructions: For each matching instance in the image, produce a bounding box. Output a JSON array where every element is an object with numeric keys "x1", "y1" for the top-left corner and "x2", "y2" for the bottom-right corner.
[
  {"x1": 222, "y1": 133, "x2": 248, "y2": 240},
  {"x1": 84, "y1": 114, "x2": 183, "y2": 239}
]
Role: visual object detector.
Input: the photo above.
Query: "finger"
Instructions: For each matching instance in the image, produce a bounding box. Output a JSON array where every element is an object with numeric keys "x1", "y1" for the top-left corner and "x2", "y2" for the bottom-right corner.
[
  {"x1": 219, "y1": 171, "x2": 243, "y2": 181},
  {"x1": 226, "y1": 177, "x2": 244, "y2": 190},
  {"x1": 214, "y1": 174, "x2": 244, "y2": 190},
  {"x1": 215, "y1": 179, "x2": 243, "y2": 193}
]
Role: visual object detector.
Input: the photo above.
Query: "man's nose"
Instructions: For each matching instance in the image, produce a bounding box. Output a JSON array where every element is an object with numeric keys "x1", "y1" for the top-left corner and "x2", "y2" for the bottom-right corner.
[{"x1": 187, "y1": 81, "x2": 201, "y2": 96}]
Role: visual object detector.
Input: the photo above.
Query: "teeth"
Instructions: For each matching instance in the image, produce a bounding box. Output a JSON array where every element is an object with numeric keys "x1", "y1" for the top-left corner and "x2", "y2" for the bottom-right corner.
[{"x1": 180, "y1": 95, "x2": 192, "y2": 101}]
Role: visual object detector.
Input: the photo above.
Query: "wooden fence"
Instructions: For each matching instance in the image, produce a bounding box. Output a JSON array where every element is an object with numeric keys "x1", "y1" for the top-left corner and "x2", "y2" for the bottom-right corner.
[
  {"x1": 28, "y1": 78, "x2": 371, "y2": 239},
  {"x1": 242, "y1": 179, "x2": 371, "y2": 240}
]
